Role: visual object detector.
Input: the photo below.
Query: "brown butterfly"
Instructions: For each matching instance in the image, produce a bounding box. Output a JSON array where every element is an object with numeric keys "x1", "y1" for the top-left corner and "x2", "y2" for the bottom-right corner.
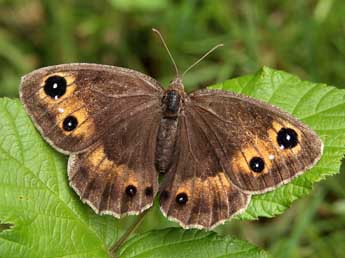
[{"x1": 19, "y1": 30, "x2": 323, "y2": 229}]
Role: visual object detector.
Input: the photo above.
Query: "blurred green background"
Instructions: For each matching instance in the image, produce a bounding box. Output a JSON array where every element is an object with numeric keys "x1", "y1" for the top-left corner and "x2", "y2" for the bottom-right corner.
[{"x1": 0, "y1": 0, "x2": 344, "y2": 257}]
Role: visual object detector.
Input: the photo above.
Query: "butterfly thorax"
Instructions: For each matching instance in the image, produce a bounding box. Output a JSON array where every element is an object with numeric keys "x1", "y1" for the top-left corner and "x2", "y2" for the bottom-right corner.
[
  {"x1": 162, "y1": 77, "x2": 185, "y2": 117},
  {"x1": 155, "y1": 78, "x2": 185, "y2": 173}
]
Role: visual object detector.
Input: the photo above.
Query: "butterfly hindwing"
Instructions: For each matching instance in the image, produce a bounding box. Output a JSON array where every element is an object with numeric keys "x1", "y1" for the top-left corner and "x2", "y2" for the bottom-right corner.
[{"x1": 68, "y1": 103, "x2": 161, "y2": 216}]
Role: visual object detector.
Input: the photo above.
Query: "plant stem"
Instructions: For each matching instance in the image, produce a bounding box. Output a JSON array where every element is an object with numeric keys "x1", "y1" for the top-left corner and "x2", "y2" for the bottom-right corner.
[{"x1": 109, "y1": 209, "x2": 149, "y2": 257}]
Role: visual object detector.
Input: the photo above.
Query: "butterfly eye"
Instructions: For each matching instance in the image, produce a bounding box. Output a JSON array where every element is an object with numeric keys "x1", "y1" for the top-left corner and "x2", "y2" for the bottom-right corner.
[
  {"x1": 144, "y1": 186, "x2": 153, "y2": 196},
  {"x1": 63, "y1": 116, "x2": 78, "y2": 131},
  {"x1": 249, "y1": 157, "x2": 265, "y2": 173},
  {"x1": 125, "y1": 185, "x2": 137, "y2": 197},
  {"x1": 44, "y1": 75, "x2": 67, "y2": 99},
  {"x1": 175, "y1": 192, "x2": 188, "y2": 205},
  {"x1": 277, "y1": 128, "x2": 298, "y2": 149}
]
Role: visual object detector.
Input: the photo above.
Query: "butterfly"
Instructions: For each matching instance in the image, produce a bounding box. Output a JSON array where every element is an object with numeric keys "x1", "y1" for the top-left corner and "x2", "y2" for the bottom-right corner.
[{"x1": 19, "y1": 30, "x2": 323, "y2": 229}]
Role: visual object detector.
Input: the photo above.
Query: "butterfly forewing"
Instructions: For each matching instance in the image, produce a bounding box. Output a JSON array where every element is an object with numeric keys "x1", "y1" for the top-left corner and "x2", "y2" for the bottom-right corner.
[
  {"x1": 188, "y1": 89, "x2": 323, "y2": 194},
  {"x1": 20, "y1": 63, "x2": 163, "y2": 154}
]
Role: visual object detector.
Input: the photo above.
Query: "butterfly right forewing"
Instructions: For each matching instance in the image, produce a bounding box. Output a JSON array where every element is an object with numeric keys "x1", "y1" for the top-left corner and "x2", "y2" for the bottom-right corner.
[{"x1": 188, "y1": 89, "x2": 323, "y2": 194}]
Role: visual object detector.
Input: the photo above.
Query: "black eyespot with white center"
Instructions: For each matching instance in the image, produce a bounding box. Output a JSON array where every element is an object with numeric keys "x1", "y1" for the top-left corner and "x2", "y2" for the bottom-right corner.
[
  {"x1": 277, "y1": 128, "x2": 298, "y2": 149},
  {"x1": 62, "y1": 116, "x2": 78, "y2": 131},
  {"x1": 175, "y1": 192, "x2": 188, "y2": 205},
  {"x1": 249, "y1": 157, "x2": 265, "y2": 173},
  {"x1": 125, "y1": 185, "x2": 137, "y2": 197},
  {"x1": 44, "y1": 75, "x2": 67, "y2": 99}
]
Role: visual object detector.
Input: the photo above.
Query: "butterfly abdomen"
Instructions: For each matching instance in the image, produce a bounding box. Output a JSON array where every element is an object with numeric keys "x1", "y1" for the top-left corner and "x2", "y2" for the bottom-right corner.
[
  {"x1": 155, "y1": 117, "x2": 178, "y2": 174},
  {"x1": 155, "y1": 88, "x2": 184, "y2": 173}
]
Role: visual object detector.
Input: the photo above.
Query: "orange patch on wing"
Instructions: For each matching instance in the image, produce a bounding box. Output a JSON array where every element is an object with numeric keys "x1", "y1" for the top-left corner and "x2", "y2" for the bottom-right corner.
[
  {"x1": 87, "y1": 146, "x2": 113, "y2": 173},
  {"x1": 55, "y1": 97, "x2": 84, "y2": 120},
  {"x1": 123, "y1": 166, "x2": 140, "y2": 188},
  {"x1": 86, "y1": 146, "x2": 140, "y2": 188},
  {"x1": 60, "y1": 108, "x2": 95, "y2": 138},
  {"x1": 47, "y1": 95, "x2": 95, "y2": 138},
  {"x1": 230, "y1": 138, "x2": 274, "y2": 177},
  {"x1": 175, "y1": 172, "x2": 231, "y2": 200},
  {"x1": 216, "y1": 172, "x2": 231, "y2": 189},
  {"x1": 176, "y1": 180, "x2": 192, "y2": 198},
  {"x1": 230, "y1": 119, "x2": 303, "y2": 177}
]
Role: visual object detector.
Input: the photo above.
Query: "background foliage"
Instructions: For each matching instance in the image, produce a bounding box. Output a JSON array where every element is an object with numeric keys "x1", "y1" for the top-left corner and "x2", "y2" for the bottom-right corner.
[{"x1": 0, "y1": 0, "x2": 344, "y2": 257}]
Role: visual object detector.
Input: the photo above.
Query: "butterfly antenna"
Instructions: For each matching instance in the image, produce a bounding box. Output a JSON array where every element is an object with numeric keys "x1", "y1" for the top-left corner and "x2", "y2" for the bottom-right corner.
[
  {"x1": 152, "y1": 28, "x2": 180, "y2": 77},
  {"x1": 182, "y1": 43, "x2": 224, "y2": 78}
]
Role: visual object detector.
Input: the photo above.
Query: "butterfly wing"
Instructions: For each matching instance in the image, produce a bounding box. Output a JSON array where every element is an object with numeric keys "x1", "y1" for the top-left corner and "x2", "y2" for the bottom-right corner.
[
  {"x1": 20, "y1": 63, "x2": 163, "y2": 216},
  {"x1": 20, "y1": 63, "x2": 163, "y2": 153},
  {"x1": 188, "y1": 89, "x2": 323, "y2": 194},
  {"x1": 160, "y1": 88, "x2": 322, "y2": 228},
  {"x1": 68, "y1": 103, "x2": 161, "y2": 216},
  {"x1": 159, "y1": 109, "x2": 250, "y2": 229}
]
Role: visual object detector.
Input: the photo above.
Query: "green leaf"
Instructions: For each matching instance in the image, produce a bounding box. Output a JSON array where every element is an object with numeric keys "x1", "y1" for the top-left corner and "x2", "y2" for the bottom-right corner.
[
  {"x1": 210, "y1": 67, "x2": 345, "y2": 220},
  {"x1": 0, "y1": 98, "x2": 132, "y2": 257},
  {"x1": 117, "y1": 228, "x2": 271, "y2": 258}
]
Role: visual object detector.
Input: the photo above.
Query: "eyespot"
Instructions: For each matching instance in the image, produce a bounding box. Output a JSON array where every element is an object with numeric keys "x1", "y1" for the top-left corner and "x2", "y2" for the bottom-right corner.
[
  {"x1": 175, "y1": 192, "x2": 188, "y2": 205},
  {"x1": 144, "y1": 186, "x2": 153, "y2": 196},
  {"x1": 63, "y1": 116, "x2": 78, "y2": 131},
  {"x1": 44, "y1": 76, "x2": 67, "y2": 99},
  {"x1": 249, "y1": 157, "x2": 265, "y2": 173},
  {"x1": 277, "y1": 128, "x2": 298, "y2": 149},
  {"x1": 125, "y1": 185, "x2": 137, "y2": 197}
]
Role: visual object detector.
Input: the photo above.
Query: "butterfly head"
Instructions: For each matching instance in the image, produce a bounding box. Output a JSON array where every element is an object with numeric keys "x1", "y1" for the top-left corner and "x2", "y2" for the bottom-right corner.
[{"x1": 168, "y1": 76, "x2": 184, "y2": 91}]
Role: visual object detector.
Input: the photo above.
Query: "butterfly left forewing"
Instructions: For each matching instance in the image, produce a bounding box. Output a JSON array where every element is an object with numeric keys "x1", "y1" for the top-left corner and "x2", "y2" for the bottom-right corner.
[
  {"x1": 20, "y1": 63, "x2": 163, "y2": 154},
  {"x1": 189, "y1": 89, "x2": 323, "y2": 194}
]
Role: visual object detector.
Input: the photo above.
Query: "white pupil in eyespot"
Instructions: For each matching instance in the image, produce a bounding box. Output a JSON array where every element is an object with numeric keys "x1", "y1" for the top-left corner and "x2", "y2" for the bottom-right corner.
[{"x1": 53, "y1": 83, "x2": 58, "y2": 89}]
